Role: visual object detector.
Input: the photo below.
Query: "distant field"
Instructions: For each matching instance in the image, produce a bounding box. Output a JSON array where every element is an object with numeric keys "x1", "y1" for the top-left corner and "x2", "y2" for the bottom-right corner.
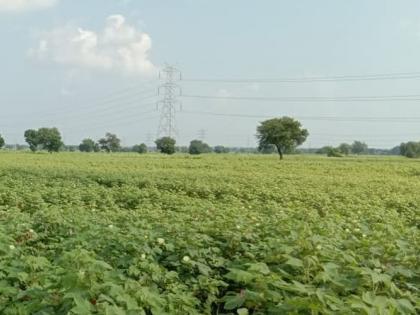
[{"x1": 0, "y1": 153, "x2": 418, "y2": 314}]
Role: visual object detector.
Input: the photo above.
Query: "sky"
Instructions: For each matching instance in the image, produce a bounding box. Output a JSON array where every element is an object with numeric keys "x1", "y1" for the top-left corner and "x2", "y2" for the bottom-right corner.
[{"x1": 1, "y1": 0, "x2": 420, "y2": 148}]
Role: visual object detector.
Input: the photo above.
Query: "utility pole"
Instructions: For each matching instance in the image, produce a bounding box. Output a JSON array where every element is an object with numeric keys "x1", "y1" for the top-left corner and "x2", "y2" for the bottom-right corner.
[{"x1": 157, "y1": 64, "x2": 182, "y2": 139}]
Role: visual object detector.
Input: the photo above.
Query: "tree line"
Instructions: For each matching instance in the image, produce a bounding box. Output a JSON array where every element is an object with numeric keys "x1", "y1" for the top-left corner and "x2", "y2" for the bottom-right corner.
[
  {"x1": 0, "y1": 128, "x2": 229, "y2": 155},
  {"x1": 0, "y1": 117, "x2": 419, "y2": 158},
  {"x1": 315, "y1": 141, "x2": 369, "y2": 157}
]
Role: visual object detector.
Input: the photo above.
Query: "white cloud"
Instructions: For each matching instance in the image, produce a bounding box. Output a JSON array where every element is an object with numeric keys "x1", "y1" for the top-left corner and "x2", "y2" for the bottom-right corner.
[
  {"x1": 30, "y1": 15, "x2": 156, "y2": 76},
  {"x1": 0, "y1": 0, "x2": 57, "y2": 11}
]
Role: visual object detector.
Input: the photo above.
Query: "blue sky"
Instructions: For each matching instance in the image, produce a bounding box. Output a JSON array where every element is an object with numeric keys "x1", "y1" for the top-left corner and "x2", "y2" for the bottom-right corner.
[{"x1": 1, "y1": 0, "x2": 420, "y2": 147}]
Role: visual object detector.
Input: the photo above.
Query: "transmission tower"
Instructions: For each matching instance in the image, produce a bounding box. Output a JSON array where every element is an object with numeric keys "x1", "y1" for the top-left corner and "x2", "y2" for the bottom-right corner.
[{"x1": 157, "y1": 64, "x2": 182, "y2": 139}]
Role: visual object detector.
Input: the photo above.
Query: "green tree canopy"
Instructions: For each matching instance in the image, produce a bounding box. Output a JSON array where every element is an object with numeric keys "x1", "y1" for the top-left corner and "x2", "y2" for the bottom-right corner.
[
  {"x1": 214, "y1": 145, "x2": 230, "y2": 154},
  {"x1": 256, "y1": 117, "x2": 309, "y2": 160},
  {"x1": 316, "y1": 146, "x2": 334, "y2": 155},
  {"x1": 24, "y1": 129, "x2": 39, "y2": 152},
  {"x1": 132, "y1": 143, "x2": 148, "y2": 154},
  {"x1": 79, "y1": 138, "x2": 99, "y2": 152},
  {"x1": 327, "y1": 147, "x2": 343, "y2": 158},
  {"x1": 351, "y1": 141, "x2": 368, "y2": 155},
  {"x1": 24, "y1": 128, "x2": 63, "y2": 152},
  {"x1": 400, "y1": 141, "x2": 420, "y2": 158},
  {"x1": 0, "y1": 134, "x2": 4, "y2": 149},
  {"x1": 338, "y1": 143, "x2": 352, "y2": 155},
  {"x1": 155, "y1": 137, "x2": 176, "y2": 155},
  {"x1": 189, "y1": 140, "x2": 211, "y2": 155},
  {"x1": 98, "y1": 133, "x2": 121, "y2": 152}
]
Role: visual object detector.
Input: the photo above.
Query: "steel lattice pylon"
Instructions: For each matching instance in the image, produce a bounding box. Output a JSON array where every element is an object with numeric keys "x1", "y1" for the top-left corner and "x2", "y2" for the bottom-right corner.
[{"x1": 157, "y1": 64, "x2": 182, "y2": 139}]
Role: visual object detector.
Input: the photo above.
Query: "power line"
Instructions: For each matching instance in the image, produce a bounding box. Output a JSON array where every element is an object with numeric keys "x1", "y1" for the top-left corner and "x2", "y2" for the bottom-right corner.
[
  {"x1": 77, "y1": 89, "x2": 157, "y2": 114},
  {"x1": 6, "y1": 87, "x2": 158, "y2": 126},
  {"x1": 177, "y1": 130, "x2": 419, "y2": 139},
  {"x1": 62, "y1": 109, "x2": 158, "y2": 134},
  {"x1": 60, "y1": 105, "x2": 157, "y2": 129},
  {"x1": 89, "y1": 79, "x2": 157, "y2": 99},
  {"x1": 6, "y1": 93, "x2": 158, "y2": 130},
  {"x1": 310, "y1": 132, "x2": 420, "y2": 138},
  {"x1": 1, "y1": 110, "x2": 159, "y2": 143},
  {"x1": 181, "y1": 110, "x2": 420, "y2": 122},
  {"x1": 182, "y1": 70, "x2": 420, "y2": 83},
  {"x1": 181, "y1": 93, "x2": 420, "y2": 102},
  {"x1": 1, "y1": 81, "x2": 159, "y2": 143}
]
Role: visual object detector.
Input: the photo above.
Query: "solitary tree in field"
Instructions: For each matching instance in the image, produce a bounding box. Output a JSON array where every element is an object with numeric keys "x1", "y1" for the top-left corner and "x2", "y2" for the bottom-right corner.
[
  {"x1": 0, "y1": 134, "x2": 4, "y2": 149},
  {"x1": 189, "y1": 140, "x2": 211, "y2": 155},
  {"x1": 79, "y1": 138, "x2": 99, "y2": 152},
  {"x1": 256, "y1": 117, "x2": 309, "y2": 160},
  {"x1": 24, "y1": 128, "x2": 63, "y2": 152},
  {"x1": 99, "y1": 133, "x2": 121, "y2": 152},
  {"x1": 155, "y1": 137, "x2": 176, "y2": 155}
]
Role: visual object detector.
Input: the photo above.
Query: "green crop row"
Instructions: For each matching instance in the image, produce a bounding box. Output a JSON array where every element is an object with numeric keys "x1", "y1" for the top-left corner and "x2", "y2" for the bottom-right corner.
[{"x1": 0, "y1": 153, "x2": 418, "y2": 314}]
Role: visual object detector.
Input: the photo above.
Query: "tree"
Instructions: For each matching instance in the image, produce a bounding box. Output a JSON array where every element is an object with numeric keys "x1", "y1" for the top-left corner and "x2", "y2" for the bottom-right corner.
[
  {"x1": 79, "y1": 138, "x2": 99, "y2": 152},
  {"x1": 351, "y1": 141, "x2": 368, "y2": 155},
  {"x1": 214, "y1": 145, "x2": 230, "y2": 154},
  {"x1": 256, "y1": 117, "x2": 308, "y2": 160},
  {"x1": 24, "y1": 128, "x2": 63, "y2": 152},
  {"x1": 327, "y1": 147, "x2": 343, "y2": 158},
  {"x1": 400, "y1": 141, "x2": 420, "y2": 158},
  {"x1": 0, "y1": 134, "x2": 4, "y2": 149},
  {"x1": 338, "y1": 143, "x2": 352, "y2": 155},
  {"x1": 189, "y1": 140, "x2": 211, "y2": 155},
  {"x1": 155, "y1": 137, "x2": 176, "y2": 155},
  {"x1": 133, "y1": 143, "x2": 148, "y2": 154},
  {"x1": 390, "y1": 145, "x2": 401, "y2": 156},
  {"x1": 316, "y1": 146, "x2": 334, "y2": 155},
  {"x1": 24, "y1": 129, "x2": 39, "y2": 152},
  {"x1": 37, "y1": 128, "x2": 63, "y2": 153},
  {"x1": 98, "y1": 133, "x2": 121, "y2": 152},
  {"x1": 315, "y1": 146, "x2": 341, "y2": 157}
]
